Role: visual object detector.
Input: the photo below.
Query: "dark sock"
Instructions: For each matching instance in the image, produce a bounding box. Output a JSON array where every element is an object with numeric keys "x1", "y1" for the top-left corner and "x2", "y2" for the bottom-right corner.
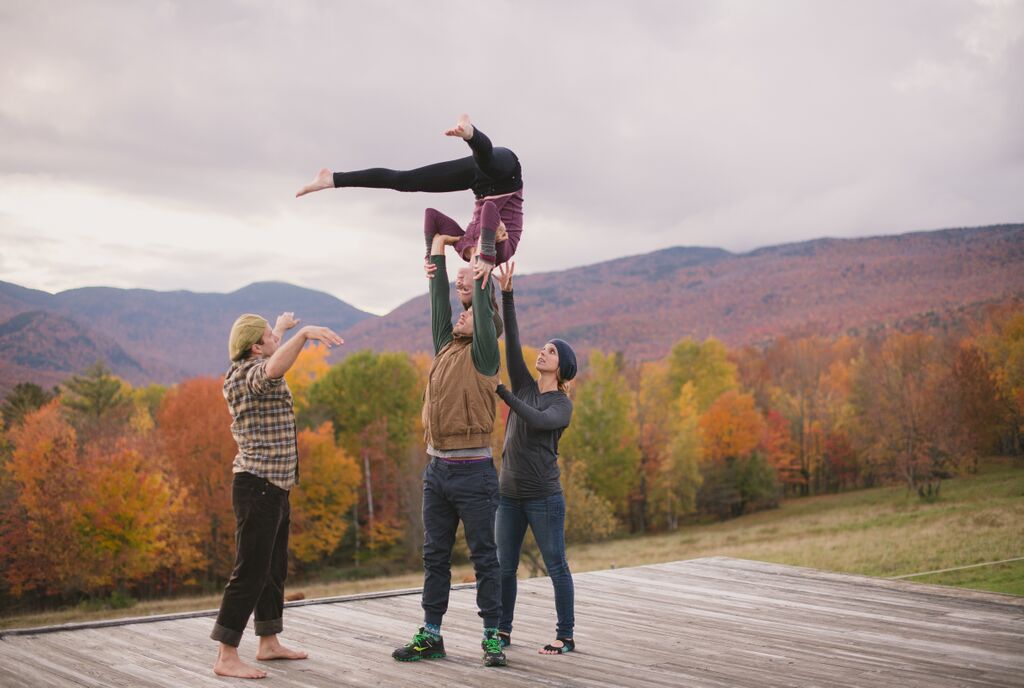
[{"x1": 424, "y1": 622, "x2": 442, "y2": 639}]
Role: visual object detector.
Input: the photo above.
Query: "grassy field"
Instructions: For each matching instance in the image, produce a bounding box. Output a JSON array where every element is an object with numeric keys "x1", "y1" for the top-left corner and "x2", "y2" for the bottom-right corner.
[{"x1": 1, "y1": 458, "x2": 1021, "y2": 630}]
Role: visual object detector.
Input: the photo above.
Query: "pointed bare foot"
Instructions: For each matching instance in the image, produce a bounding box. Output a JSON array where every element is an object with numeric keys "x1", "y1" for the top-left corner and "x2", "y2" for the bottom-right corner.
[
  {"x1": 444, "y1": 113, "x2": 474, "y2": 141},
  {"x1": 256, "y1": 636, "x2": 308, "y2": 661},
  {"x1": 295, "y1": 168, "x2": 333, "y2": 198},
  {"x1": 214, "y1": 654, "x2": 267, "y2": 679}
]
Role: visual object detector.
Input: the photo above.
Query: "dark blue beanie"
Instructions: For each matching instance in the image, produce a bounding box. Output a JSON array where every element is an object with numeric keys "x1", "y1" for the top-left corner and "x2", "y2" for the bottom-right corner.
[{"x1": 549, "y1": 339, "x2": 577, "y2": 382}]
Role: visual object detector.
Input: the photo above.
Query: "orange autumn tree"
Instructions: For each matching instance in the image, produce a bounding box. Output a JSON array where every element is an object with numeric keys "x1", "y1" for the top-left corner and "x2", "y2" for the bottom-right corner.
[
  {"x1": 1, "y1": 401, "x2": 200, "y2": 598},
  {"x1": 1, "y1": 401, "x2": 83, "y2": 596},
  {"x1": 156, "y1": 377, "x2": 236, "y2": 583},
  {"x1": 73, "y1": 441, "x2": 201, "y2": 593},
  {"x1": 699, "y1": 390, "x2": 765, "y2": 463},
  {"x1": 697, "y1": 390, "x2": 777, "y2": 518},
  {"x1": 290, "y1": 423, "x2": 361, "y2": 565},
  {"x1": 759, "y1": 410, "x2": 801, "y2": 492}
]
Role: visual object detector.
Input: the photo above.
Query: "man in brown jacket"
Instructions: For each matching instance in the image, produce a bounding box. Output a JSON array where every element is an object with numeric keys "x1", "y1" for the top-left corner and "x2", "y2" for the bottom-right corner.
[{"x1": 391, "y1": 232, "x2": 507, "y2": 668}]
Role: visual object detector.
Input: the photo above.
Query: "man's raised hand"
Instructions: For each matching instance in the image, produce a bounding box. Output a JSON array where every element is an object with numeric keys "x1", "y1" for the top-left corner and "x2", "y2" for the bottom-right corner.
[
  {"x1": 473, "y1": 257, "x2": 493, "y2": 288},
  {"x1": 275, "y1": 312, "x2": 301, "y2": 332},
  {"x1": 302, "y1": 326, "x2": 344, "y2": 348}
]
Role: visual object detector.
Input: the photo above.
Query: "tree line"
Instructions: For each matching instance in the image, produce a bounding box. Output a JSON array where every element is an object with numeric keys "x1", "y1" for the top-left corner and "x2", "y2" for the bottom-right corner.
[{"x1": 1, "y1": 305, "x2": 1021, "y2": 613}]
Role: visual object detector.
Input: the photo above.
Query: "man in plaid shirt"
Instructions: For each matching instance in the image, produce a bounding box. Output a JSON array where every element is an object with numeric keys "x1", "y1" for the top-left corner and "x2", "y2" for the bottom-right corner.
[{"x1": 211, "y1": 311, "x2": 342, "y2": 680}]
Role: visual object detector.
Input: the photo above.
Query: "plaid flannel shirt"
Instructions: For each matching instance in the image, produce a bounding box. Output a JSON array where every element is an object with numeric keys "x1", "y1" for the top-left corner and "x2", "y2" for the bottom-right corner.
[{"x1": 223, "y1": 357, "x2": 298, "y2": 490}]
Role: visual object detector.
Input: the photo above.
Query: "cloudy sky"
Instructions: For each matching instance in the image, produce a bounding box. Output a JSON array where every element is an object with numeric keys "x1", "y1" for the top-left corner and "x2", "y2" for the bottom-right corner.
[{"x1": 2, "y1": 1, "x2": 1022, "y2": 314}]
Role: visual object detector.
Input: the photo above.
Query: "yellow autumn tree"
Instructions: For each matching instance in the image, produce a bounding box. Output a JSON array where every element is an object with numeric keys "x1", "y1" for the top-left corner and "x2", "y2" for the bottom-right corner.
[
  {"x1": 290, "y1": 423, "x2": 361, "y2": 565},
  {"x1": 286, "y1": 343, "x2": 331, "y2": 422},
  {"x1": 74, "y1": 442, "x2": 202, "y2": 591}
]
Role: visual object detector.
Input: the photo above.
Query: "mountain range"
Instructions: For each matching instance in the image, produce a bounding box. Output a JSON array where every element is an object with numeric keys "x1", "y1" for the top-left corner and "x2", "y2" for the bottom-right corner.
[
  {"x1": 1, "y1": 223, "x2": 1021, "y2": 395},
  {"x1": 340, "y1": 223, "x2": 1024, "y2": 358},
  {"x1": 0, "y1": 281, "x2": 374, "y2": 394}
]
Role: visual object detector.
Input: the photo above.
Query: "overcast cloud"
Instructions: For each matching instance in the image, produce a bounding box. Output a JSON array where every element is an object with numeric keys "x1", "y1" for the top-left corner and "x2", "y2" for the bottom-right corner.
[{"x1": 1, "y1": 0, "x2": 1022, "y2": 313}]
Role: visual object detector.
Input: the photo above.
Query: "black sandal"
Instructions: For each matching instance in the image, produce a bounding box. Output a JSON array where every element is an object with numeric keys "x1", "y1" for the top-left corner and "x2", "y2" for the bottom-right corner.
[{"x1": 541, "y1": 637, "x2": 574, "y2": 654}]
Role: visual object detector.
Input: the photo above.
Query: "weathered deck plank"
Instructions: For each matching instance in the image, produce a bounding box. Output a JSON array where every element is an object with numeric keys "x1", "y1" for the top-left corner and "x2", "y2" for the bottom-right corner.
[{"x1": 0, "y1": 557, "x2": 1020, "y2": 687}]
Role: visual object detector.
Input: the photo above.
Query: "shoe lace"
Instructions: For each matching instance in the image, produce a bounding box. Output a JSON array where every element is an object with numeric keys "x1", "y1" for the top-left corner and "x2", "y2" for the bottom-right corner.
[
  {"x1": 409, "y1": 631, "x2": 433, "y2": 647},
  {"x1": 483, "y1": 635, "x2": 503, "y2": 654}
]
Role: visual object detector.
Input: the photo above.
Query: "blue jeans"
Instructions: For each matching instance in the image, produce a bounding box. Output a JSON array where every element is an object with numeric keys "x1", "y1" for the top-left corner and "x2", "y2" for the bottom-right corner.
[
  {"x1": 421, "y1": 458, "x2": 501, "y2": 629},
  {"x1": 496, "y1": 493, "x2": 575, "y2": 638}
]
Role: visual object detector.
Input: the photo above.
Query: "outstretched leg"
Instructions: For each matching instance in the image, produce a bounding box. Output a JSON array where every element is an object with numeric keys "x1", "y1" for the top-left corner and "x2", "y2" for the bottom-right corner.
[{"x1": 297, "y1": 158, "x2": 477, "y2": 198}]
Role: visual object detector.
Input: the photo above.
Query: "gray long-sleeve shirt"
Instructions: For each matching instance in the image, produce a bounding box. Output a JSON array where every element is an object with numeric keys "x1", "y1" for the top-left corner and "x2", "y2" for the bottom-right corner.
[{"x1": 497, "y1": 290, "x2": 573, "y2": 499}]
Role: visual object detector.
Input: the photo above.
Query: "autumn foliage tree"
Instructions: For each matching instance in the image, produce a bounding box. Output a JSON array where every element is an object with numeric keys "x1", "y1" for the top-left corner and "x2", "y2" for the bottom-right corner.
[
  {"x1": 286, "y1": 343, "x2": 332, "y2": 425},
  {"x1": 697, "y1": 390, "x2": 777, "y2": 518},
  {"x1": 290, "y1": 423, "x2": 361, "y2": 566},
  {"x1": 73, "y1": 442, "x2": 201, "y2": 594},
  {"x1": 848, "y1": 333, "x2": 969, "y2": 497},
  {"x1": 0, "y1": 401, "x2": 82, "y2": 596},
  {"x1": 666, "y1": 338, "x2": 738, "y2": 412},
  {"x1": 1, "y1": 401, "x2": 199, "y2": 598},
  {"x1": 978, "y1": 310, "x2": 1024, "y2": 456},
  {"x1": 308, "y1": 350, "x2": 422, "y2": 552},
  {"x1": 648, "y1": 383, "x2": 703, "y2": 530},
  {"x1": 156, "y1": 377, "x2": 237, "y2": 582},
  {"x1": 560, "y1": 351, "x2": 640, "y2": 522}
]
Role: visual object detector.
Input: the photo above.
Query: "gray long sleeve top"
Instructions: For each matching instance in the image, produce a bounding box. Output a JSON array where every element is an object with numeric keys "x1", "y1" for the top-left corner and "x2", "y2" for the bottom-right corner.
[{"x1": 496, "y1": 290, "x2": 574, "y2": 499}]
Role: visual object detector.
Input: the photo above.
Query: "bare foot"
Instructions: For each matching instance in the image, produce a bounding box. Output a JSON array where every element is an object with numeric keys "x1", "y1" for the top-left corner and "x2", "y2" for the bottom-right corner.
[
  {"x1": 256, "y1": 636, "x2": 308, "y2": 661},
  {"x1": 214, "y1": 646, "x2": 267, "y2": 679},
  {"x1": 444, "y1": 113, "x2": 474, "y2": 141},
  {"x1": 295, "y1": 168, "x2": 333, "y2": 198}
]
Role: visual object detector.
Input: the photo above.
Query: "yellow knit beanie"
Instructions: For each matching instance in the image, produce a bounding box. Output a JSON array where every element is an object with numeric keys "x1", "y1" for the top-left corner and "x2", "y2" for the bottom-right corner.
[{"x1": 228, "y1": 314, "x2": 269, "y2": 361}]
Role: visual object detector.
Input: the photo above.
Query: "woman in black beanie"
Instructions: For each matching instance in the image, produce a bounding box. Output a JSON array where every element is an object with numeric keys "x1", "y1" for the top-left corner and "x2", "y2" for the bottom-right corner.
[{"x1": 493, "y1": 262, "x2": 578, "y2": 655}]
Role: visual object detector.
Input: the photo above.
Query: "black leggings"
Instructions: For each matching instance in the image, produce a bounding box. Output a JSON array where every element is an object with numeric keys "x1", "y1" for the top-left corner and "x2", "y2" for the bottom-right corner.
[{"x1": 332, "y1": 128, "x2": 519, "y2": 196}]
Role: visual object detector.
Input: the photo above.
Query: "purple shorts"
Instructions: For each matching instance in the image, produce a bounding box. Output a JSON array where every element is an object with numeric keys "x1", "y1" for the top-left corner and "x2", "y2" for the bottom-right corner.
[{"x1": 454, "y1": 189, "x2": 524, "y2": 264}]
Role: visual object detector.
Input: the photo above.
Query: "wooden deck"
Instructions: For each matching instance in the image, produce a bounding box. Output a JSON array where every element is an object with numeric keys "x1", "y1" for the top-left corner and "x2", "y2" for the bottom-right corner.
[{"x1": 0, "y1": 557, "x2": 1021, "y2": 687}]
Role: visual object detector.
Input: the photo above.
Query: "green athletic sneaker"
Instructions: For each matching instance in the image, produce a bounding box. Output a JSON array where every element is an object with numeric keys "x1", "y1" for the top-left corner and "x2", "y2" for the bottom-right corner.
[
  {"x1": 392, "y1": 628, "x2": 446, "y2": 662},
  {"x1": 482, "y1": 629, "x2": 508, "y2": 667}
]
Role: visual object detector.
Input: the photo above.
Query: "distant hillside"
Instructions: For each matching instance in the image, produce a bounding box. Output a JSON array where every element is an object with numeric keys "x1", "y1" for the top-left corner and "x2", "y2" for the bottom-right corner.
[
  {"x1": 0, "y1": 281, "x2": 376, "y2": 395},
  {"x1": 339, "y1": 224, "x2": 1024, "y2": 359},
  {"x1": 1, "y1": 224, "x2": 1021, "y2": 395}
]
